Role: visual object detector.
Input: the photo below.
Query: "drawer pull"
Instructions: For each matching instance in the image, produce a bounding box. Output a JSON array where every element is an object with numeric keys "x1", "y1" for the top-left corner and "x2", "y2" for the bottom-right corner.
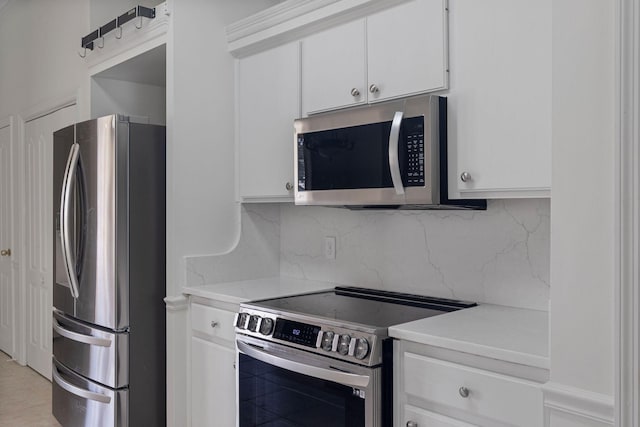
[
  {"x1": 210, "y1": 321, "x2": 219, "y2": 328},
  {"x1": 406, "y1": 421, "x2": 418, "y2": 427},
  {"x1": 459, "y1": 386, "x2": 470, "y2": 398}
]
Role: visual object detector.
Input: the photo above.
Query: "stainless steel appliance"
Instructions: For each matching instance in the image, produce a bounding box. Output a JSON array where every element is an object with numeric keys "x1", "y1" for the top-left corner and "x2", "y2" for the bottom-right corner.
[
  {"x1": 294, "y1": 95, "x2": 485, "y2": 209},
  {"x1": 235, "y1": 287, "x2": 476, "y2": 427},
  {"x1": 51, "y1": 115, "x2": 166, "y2": 427}
]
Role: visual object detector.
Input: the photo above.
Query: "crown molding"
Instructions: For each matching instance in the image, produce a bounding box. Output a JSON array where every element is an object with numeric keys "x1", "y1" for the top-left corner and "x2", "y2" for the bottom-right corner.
[{"x1": 226, "y1": 0, "x2": 410, "y2": 57}]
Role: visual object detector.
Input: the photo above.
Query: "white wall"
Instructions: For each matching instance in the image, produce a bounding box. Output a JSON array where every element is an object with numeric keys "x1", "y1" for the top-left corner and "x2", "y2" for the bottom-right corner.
[
  {"x1": 0, "y1": 0, "x2": 90, "y2": 119},
  {"x1": 91, "y1": 77, "x2": 166, "y2": 125},
  {"x1": 549, "y1": 0, "x2": 614, "y2": 404},
  {"x1": 166, "y1": 0, "x2": 281, "y2": 296}
]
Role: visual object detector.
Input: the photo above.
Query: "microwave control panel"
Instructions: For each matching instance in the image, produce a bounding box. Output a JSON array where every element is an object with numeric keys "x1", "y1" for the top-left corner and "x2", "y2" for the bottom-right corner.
[{"x1": 405, "y1": 132, "x2": 425, "y2": 186}]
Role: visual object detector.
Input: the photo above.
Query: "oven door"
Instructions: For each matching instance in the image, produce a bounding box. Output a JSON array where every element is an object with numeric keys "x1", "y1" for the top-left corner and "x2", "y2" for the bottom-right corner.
[{"x1": 237, "y1": 336, "x2": 381, "y2": 427}]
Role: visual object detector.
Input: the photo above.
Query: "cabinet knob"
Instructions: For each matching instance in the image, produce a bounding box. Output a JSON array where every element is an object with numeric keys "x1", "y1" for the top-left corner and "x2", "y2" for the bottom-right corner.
[
  {"x1": 350, "y1": 88, "x2": 360, "y2": 97},
  {"x1": 406, "y1": 421, "x2": 418, "y2": 427},
  {"x1": 459, "y1": 386, "x2": 470, "y2": 398},
  {"x1": 460, "y1": 171, "x2": 472, "y2": 183},
  {"x1": 369, "y1": 84, "x2": 379, "y2": 94},
  {"x1": 285, "y1": 182, "x2": 294, "y2": 191},
  {"x1": 210, "y1": 321, "x2": 219, "y2": 328},
  {"x1": 0, "y1": 249, "x2": 10, "y2": 257}
]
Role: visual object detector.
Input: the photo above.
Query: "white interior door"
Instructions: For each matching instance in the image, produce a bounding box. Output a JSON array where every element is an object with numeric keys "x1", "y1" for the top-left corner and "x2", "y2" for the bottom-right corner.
[
  {"x1": 0, "y1": 124, "x2": 14, "y2": 356},
  {"x1": 24, "y1": 105, "x2": 75, "y2": 380}
]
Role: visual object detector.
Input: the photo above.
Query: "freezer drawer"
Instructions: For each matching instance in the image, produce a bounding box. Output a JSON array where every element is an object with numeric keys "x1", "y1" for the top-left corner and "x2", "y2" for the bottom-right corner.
[
  {"x1": 53, "y1": 310, "x2": 128, "y2": 388},
  {"x1": 53, "y1": 358, "x2": 128, "y2": 427}
]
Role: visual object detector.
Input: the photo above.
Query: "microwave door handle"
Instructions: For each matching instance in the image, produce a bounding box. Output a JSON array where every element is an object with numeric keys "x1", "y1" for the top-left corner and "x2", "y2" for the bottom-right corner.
[
  {"x1": 60, "y1": 143, "x2": 81, "y2": 299},
  {"x1": 237, "y1": 339, "x2": 370, "y2": 389},
  {"x1": 389, "y1": 111, "x2": 405, "y2": 195}
]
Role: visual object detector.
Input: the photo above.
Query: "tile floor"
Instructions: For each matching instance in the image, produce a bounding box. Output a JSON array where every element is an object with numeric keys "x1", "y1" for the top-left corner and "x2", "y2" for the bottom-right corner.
[{"x1": 0, "y1": 351, "x2": 61, "y2": 426}]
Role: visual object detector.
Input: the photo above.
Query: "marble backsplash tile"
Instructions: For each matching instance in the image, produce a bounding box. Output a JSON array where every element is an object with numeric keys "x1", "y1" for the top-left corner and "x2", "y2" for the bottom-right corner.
[
  {"x1": 185, "y1": 199, "x2": 550, "y2": 311},
  {"x1": 279, "y1": 199, "x2": 550, "y2": 310},
  {"x1": 185, "y1": 203, "x2": 281, "y2": 287}
]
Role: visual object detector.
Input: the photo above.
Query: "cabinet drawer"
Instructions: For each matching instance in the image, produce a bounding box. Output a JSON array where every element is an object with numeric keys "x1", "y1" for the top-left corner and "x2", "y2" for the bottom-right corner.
[
  {"x1": 190, "y1": 303, "x2": 236, "y2": 343},
  {"x1": 404, "y1": 353, "x2": 542, "y2": 426},
  {"x1": 403, "y1": 405, "x2": 474, "y2": 427}
]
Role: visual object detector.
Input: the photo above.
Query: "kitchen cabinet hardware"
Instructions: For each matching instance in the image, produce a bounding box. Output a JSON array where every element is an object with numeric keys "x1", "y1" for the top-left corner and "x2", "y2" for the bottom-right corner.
[
  {"x1": 0, "y1": 248, "x2": 11, "y2": 256},
  {"x1": 369, "y1": 84, "x2": 379, "y2": 94},
  {"x1": 460, "y1": 171, "x2": 472, "y2": 183},
  {"x1": 210, "y1": 321, "x2": 219, "y2": 329},
  {"x1": 285, "y1": 182, "x2": 294, "y2": 191},
  {"x1": 458, "y1": 386, "x2": 470, "y2": 398},
  {"x1": 350, "y1": 88, "x2": 360, "y2": 97},
  {"x1": 406, "y1": 421, "x2": 418, "y2": 427}
]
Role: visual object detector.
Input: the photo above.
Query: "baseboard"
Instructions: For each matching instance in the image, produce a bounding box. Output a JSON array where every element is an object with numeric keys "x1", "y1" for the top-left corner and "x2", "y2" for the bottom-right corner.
[{"x1": 542, "y1": 382, "x2": 614, "y2": 426}]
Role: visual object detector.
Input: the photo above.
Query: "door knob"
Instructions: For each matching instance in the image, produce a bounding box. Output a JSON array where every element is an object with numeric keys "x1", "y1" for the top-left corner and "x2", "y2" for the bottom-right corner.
[
  {"x1": 350, "y1": 88, "x2": 360, "y2": 97},
  {"x1": 0, "y1": 249, "x2": 11, "y2": 256},
  {"x1": 285, "y1": 182, "x2": 294, "y2": 191},
  {"x1": 369, "y1": 84, "x2": 379, "y2": 94}
]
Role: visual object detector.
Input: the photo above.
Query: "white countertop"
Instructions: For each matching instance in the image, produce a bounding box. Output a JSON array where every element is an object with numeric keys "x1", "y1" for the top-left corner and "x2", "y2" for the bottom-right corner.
[
  {"x1": 389, "y1": 304, "x2": 549, "y2": 369},
  {"x1": 183, "y1": 276, "x2": 333, "y2": 305}
]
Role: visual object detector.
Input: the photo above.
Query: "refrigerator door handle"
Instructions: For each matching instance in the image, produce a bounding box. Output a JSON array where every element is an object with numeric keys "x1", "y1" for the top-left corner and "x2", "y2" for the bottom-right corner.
[
  {"x1": 52, "y1": 318, "x2": 112, "y2": 347},
  {"x1": 60, "y1": 142, "x2": 81, "y2": 299},
  {"x1": 52, "y1": 366, "x2": 112, "y2": 404}
]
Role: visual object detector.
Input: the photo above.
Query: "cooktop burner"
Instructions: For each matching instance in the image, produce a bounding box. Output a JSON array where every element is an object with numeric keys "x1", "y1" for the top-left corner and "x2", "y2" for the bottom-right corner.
[
  {"x1": 252, "y1": 286, "x2": 475, "y2": 328},
  {"x1": 235, "y1": 286, "x2": 476, "y2": 367}
]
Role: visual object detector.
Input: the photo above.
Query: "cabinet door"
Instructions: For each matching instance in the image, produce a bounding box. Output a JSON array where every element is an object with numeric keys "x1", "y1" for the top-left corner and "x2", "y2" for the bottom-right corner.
[
  {"x1": 448, "y1": 0, "x2": 551, "y2": 197},
  {"x1": 191, "y1": 337, "x2": 236, "y2": 427},
  {"x1": 367, "y1": 0, "x2": 448, "y2": 103},
  {"x1": 301, "y1": 19, "x2": 366, "y2": 114},
  {"x1": 238, "y1": 42, "x2": 300, "y2": 200}
]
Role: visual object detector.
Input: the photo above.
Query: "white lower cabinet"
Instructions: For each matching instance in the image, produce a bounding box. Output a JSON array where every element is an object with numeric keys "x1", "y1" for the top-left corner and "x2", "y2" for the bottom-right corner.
[
  {"x1": 404, "y1": 405, "x2": 475, "y2": 427},
  {"x1": 396, "y1": 342, "x2": 544, "y2": 427},
  {"x1": 190, "y1": 301, "x2": 237, "y2": 427}
]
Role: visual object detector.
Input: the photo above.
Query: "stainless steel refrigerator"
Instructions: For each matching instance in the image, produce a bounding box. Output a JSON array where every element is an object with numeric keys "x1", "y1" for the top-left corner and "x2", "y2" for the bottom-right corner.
[{"x1": 51, "y1": 115, "x2": 166, "y2": 427}]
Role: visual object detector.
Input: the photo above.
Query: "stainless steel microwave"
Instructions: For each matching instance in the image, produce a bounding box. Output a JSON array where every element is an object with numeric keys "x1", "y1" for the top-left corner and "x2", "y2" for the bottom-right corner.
[{"x1": 293, "y1": 95, "x2": 486, "y2": 210}]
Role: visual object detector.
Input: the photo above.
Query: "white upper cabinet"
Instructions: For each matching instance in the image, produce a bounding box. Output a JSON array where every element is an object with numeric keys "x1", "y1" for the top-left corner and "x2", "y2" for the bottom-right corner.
[
  {"x1": 301, "y1": 0, "x2": 448, "y2": 115},
  {"x1": 447, "y1": 0, "x2": 551, "y2": 198},
  {"x1": 237, "y1": 42, "x2": 300, "y2": 201},
  {"x1": 301, "y1": 20, "x2": 367, "y2": 114},
  {"x1": 367, "y1": 0, "x2": 448, "y2": 103}
]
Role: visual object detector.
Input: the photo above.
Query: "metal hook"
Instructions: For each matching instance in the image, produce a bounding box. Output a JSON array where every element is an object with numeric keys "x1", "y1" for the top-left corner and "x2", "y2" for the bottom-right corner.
[
  {"x1": 78, "y1": 47, "x2": 87, "y2": 58},
  {"x1": 97, "y1": 37, "x2": 104, "y2": 49},
  {"x1": 135, "y1": 16, "x2": 143, "y2": 29},
  {"x1": 115, "y1": 27, "x2": 122, "y2": 39}
]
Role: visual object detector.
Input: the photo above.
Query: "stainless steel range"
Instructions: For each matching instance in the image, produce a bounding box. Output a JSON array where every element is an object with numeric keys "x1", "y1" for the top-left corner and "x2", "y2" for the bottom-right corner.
[{"x1": 235, "y1": 286, "x2": 475, "y2": 427}]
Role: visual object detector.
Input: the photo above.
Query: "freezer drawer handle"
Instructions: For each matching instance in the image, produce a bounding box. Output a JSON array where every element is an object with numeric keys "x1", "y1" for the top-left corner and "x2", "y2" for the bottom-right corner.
[
  {"x1": 52, "y1": 367, "x2": 112, "y2": 404},
  {"x1": 53, "y1": 319, "x2": 112, "y2": 347}
]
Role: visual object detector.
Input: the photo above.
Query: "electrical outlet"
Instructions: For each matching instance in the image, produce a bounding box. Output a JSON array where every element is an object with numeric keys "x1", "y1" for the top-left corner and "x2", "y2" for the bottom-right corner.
[{"x1": 324, "y1": 236, "x2": 336, "y2": 260}]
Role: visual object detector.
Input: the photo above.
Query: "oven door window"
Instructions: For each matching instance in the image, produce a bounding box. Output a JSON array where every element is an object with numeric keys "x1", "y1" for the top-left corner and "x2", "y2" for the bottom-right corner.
[{"x1": 238, "y1": 353, "x2": 365, "y2": 427}]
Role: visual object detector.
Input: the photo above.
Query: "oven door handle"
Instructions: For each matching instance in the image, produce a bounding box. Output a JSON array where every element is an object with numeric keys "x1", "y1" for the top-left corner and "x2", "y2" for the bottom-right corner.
[{"x1": 237, "y1": 340, "x2": 370, "y2": 388}]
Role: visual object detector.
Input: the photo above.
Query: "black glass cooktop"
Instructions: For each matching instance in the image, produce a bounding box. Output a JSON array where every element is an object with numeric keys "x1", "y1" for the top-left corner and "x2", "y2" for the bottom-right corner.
[{"x1": 250, "y1": 287, "x2": 476, "y2": 329}]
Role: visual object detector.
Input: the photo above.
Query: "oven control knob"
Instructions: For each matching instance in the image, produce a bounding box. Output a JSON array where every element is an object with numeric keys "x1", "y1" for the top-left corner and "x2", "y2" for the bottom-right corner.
[
  {"x1": 247, "y1": 315, "x2": 260, "y2": 332},
  {"x1": 235, "y1": 313, "x2": 249, "y2": 329},
  {"x1": 321, "y1": 331, "x2": 334, "y2": 351},
  {"x1": 354, "y1": 338, "x2": 370, "y2": 360},
  {"x1": 259, "y1": 318, "x2": 274, "y2": 335},
  {"x1": 338, "y1": 334, "x2": 351, "y2": 355}
]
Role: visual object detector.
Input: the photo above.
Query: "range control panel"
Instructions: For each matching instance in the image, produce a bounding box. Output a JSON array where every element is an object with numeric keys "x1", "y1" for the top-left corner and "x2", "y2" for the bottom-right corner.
[{"x1": 234, "y1": 309, "x2": 379, "y2": 366}]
